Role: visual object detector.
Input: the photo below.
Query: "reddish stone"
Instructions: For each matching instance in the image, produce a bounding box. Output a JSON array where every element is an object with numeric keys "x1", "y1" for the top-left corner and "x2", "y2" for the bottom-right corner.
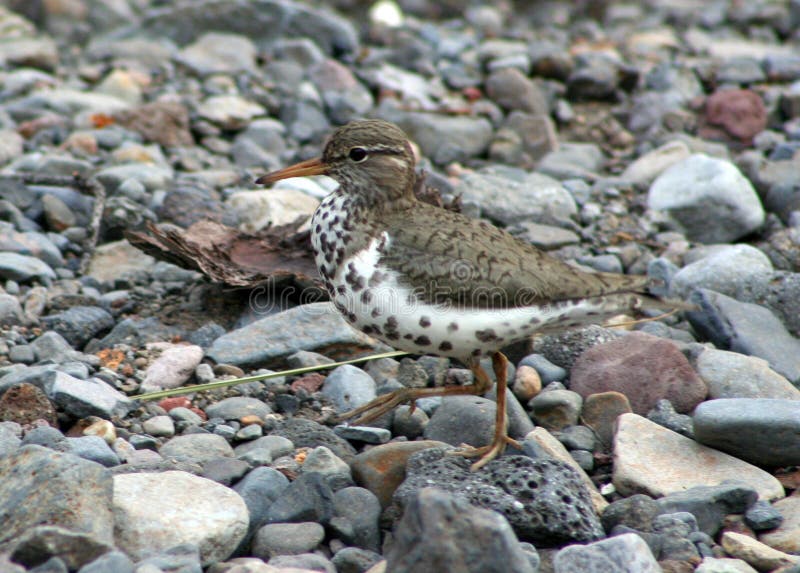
[
  {"x1": 189, "y1": 407, "x2": 207, "y2": 421},
  {"x1": 291, "y1": 373, "x2": 326, "y2": 394},
  {"x1": 569, "y1": 332, "x2": 707, "y2": 415},
  {"x1": 158, "y1": 396, "x2": 191, "y2": 411},
  {"x1": 703, "y1": 89, "x2": 766, "y2": 143},
  {"x1": 0, "y1": 383, "x2": 58, "y2": 427}
]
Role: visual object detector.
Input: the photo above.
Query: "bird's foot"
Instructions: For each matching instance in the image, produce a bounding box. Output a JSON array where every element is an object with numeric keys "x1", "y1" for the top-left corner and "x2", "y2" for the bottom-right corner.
[
  {"x1": 450, "y1": 435, "x2": 523, "y2": 471},
  {"x1": 337, "y1": 385, "x2": 480, "y2": 426}
]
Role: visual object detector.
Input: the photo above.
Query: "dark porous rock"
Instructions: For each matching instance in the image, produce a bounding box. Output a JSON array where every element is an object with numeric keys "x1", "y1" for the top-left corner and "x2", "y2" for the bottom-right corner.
[
  {"x1": 386, "y1": 487, "x2": 537, "y2": 573},
  {"x1": 41, "y1": 306, "x2": 114, "y2": 349},
  {"x1": 569, "y1": 332, "x2": 707, "y2": 415},
  {"x1": 0, "y1": 382, "x2": 58, "y2": 426},
  {"x1": 270, "y1": 417, "x2": 356, "y2": 464},
  {"x1": 331, "y1": 487, "x2": 381, "y2": 552},
  {"x1": 206, "y1": 302, "x2": 383, "y2": 369},
  {"x1": 392, "y1": 449, "x2": 603, "y2": 545},
  {"x1": 693, "y1": 398, "x2": 800, "y2": 467},
  {"x1": 688, "y1": 289, "x2": 800, "y2": 384},
  {"x1": 330, "y1": 547, "x2": 382, "y2": 573},
  {"x1": 601, "y1": 494, "x2": 660, "y2": 533},
  {"x1": 554, "y1": 532, "x2": 660, "y2": 572},
  {"x1": 655, "y1": 483, "x2": 758, "y2": 536},
  {"x1": 265, "y1": 472, "x2": 334, "y2": 526},
  {"x1": 9, "y1": 525, "x2": 113, "y2": 571},
  {"x1": 533, "y1": 326, "x2": 621, "y2": 371},
  {"x1": 0, "y1": 445, "x2": 114, "y2": 551}
]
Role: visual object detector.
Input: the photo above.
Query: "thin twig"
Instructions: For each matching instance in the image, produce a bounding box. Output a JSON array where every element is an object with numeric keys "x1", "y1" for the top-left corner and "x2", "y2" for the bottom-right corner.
[
  {"x1": 0, "y1": 172, "x2": 107, "y2": 273},
  {"x1": 135, "y1": 349, "x2": 410, "y2": 402}
]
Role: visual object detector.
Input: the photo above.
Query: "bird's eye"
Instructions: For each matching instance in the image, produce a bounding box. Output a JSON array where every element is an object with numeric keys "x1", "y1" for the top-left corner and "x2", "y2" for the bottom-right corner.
[{"x1": 348, "y1": 147, "x2": 368, "y2": 162}]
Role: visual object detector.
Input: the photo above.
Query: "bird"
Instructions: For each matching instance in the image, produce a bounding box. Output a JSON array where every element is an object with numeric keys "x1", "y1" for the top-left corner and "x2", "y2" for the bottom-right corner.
[{"x1": 256, "y1": 119, "x2": 691, "y2": 470}]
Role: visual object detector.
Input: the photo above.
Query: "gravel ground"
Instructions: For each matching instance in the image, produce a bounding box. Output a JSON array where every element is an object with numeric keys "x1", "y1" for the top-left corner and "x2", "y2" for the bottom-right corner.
[{"x1": 0, "y1": 1, "x2": 800, "y2": 572}]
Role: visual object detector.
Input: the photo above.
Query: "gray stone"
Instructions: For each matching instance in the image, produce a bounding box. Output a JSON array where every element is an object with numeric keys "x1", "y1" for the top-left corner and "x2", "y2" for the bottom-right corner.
[
  {"x1": 670, "y1": 245, "x2": 774, "y2": 299},
  {"x1": 159, "y1": 433, "x2": 234, "y2": 463},
  {"x1": 554, "y1": 533, "x2": 660, "y2": 573},
  {"x1": 537, "y1": 143, "x2": 605, "y2": 180},
  {"x1": 21, "y1": 426, "x2": 67, "y2": 450},
  {"x1": 41, "y1": 306, "x2": 114, "y2": 349},
  {"x1": 76, "y1": 551, "x2": 134, "y2": 573},
  {"x1": 252, "y1": 522, "x2": 325, "y2": 559},
  {"x1": 299, "y1": 445, "x2": 353, "y2": 490},
  {"x1": 688, "y1": 289, "x2": 800, "y2": 383},
  {"x1": 0, "y1": 445, "x2": 114, "y2": 550},
  {"x1": 234, "y1": 434, "x2": 293, "y2": 460},
  {"x1": 518, "y1": 353, "x2": 567, "y2": 383},
  {"x1": 0, "y1": 293, "x2": 24, "y2": 325},
  {"x1": 386, "y1": 487, "x2": 536, "y2": 573},
  {"x1": 268, "y1": 553, "x2": 335, "y2": 573},
  {"x1": 529, "y1": 389, "x2": 583, "y2": 431},
  {"x1": 266, "y1": 472, "x2": 334, "y2": 526},
  {"x1": 696, "y1": 348, "x2": 800, "y2": 400},
  {"x1": 8, "y1": 344, "x2": 35, "y2": 364},
  {"x1": 744, "y1": 500, "x2": 784, "y2": 531},
  {"x1": 177, "y1": 32, "x2": 257, "y2": 75},
  {"x1": 31, "y1": 331, "x2": 86, "y2": 364},
  {"x1": 0, "y1": 423, "x2": 21, "y2": 456},
  {"x1": 9, "y1": 525, "x2": 113, "y2": 571},
  {"x1": 206, "y1": 302, "x2": 382, "y2": 368},
  {"x1": 393, "y1": 449, "x2": 603, "y2": 545},
  {"x1": 333, "y1": 425, "x2": 391, "y2": 444},
  {"x1": 270, "y1": 417, "x2": 356, "y2": 464},
  {"x1": 455, "y1": 167, "x2": 577, "y2": 226},
  {"x1": 331, "y1": 487, "x2": 381, "y2": 552},
  {"x1": 321, "y1": 365, "x2": 376, "y2": 414},
  {"x1": 0, "y1": 253, "x2": 56, "y2": 282},
  {"x1": 648, "y1": 154, "x2": 765, "y2": 244},
  {"x1": 142, "y1": 415, "x2": 175, "y2": 437},
  {"x1": 67, "y1": 436, "x2": 120, "y2": 467},
  {"x1": 656, "y1": 483, "x2": 758, "y2": 536},
  {"x1": 204, "y1": 396, "x2": 272, "y2": 421},
  {"x1": 50, "y1": 374, "x2": 133, "y2": 419},
  {"x1": 331, "y1": 547, "x2": 383, "y2": 573},
  {"x1": 693, "y1": 399, "x2": 800, "y2": 467}
]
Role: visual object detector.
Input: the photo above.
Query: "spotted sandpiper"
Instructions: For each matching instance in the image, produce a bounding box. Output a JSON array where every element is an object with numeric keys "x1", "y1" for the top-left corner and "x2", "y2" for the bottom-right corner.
[{"x1": 257, "y1": 119, "x2": 689, "y2": 470}]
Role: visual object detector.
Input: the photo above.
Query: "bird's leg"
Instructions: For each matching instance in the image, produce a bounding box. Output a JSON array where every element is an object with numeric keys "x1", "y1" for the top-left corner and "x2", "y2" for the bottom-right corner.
[
  {"x1": 451, "y1": 352, "x2": 523, "y2": 471},
  {"x1": 337, "y1": 359, "x2": 493, "y2": 426}
]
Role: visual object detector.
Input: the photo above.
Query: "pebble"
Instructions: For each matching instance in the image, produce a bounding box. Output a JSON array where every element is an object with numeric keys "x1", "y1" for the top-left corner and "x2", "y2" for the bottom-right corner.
[
  {"x1": 66, "y1": 435, "x2": 120, "y2": 467},
  {"x1": 648, "y1": 154, "x2": 765, "y2": 244},
  {"x1": 251, "y1": 522, "x2": 325, "y2": 559},
  {"x1": 385, "y1": 487, "x2": 537, "y2": 573},
  {"x1": 41, "y1": 306, "x2": 115, "y2": 349},
  {"x1": 333, "y1": 425, "x2": 391, "y2": 444},
  {"x1": 613, "y1": 414, "x2": 784, "y2": 501},
  {"x1": 569, "y1": 332, "x2": 707, "y2": 415},
  {"x1": 693, "y1": 399, "x2": 800, "y2": 467},
  {"x1": 721, "y1": 531, "x2": 799, "y2": 571},
  {"x1": 696, "y1": 348, "x2": 800, "y2": 400},
  {"x1": 554, "y1": 532, "x2": 660, "y2": 573},
  {"x1": 299, "y1": 445, "x2": 353, "y2": 490},
  {"x1": 759, "y1": 493, "x2": 800, "y2": 554},
  {"x1": 0, "y1": 253, "x2": 56, "y2": 282},
  {"x1": 265, "y1": 472, "x2": 335, "y2": 526},
  {"x1": 139, "y1": 343, "x2": 204, "y2": 393},
  {"x1": 620, "y1": 140, "x2": 692, "y2": 186},
  {"x1": 656, "y1": 483, "x2": 758, "y2": 536},
  {"x1": 321, "y1": 365, "x2": 377, "y2": 414},
  {"x1": 50, "y1": 373, "x2": 133, "y2": 420},
  {"x1": 581, "y1": 391, "x2": 632, "y2": 447},
  {"x1": 159, "y1": 433, "x2": 235, "y2": 463},
  {"x1": 204, "y1": 396, "x2": 272, "y2": 422},
  {"x1": 113, "y1": 470, "x2": 248, "y2": 566},
  {"x1": 670, "y1": 244, "x2": 774, "y2": 299},
  {"x1": 142, "y1": 415, "x2": 175, "y2": 437},
  {"x1": 528, "y1": 389, "x2": 583, "y2": 431}
]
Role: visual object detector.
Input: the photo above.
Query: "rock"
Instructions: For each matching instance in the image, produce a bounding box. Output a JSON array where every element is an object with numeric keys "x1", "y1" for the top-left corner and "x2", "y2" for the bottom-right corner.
[
  {"x1": 423, "y1": 395, "x2": 495, "y2": 447},
  {"x1": 688, "y1": 289, "x2": 800, "y2": 384},
  {"x1": 333, "y1": 425, "x2": 391, "y2": 444},
  {"x1": 0, "y1": 294, "x2": 24, "y2": 326},
  {"x1": 385, "y1": 488, "x2": 536, "y2": 573},
  {"x1": 139, "y1": 343, "x2": 204, "y2": 393},
  {"x1": 613, "y1": 414, "x2": 784, "y2": 501},
  {"x1": 331, "y1": 487, "x2": 382, "y2": 552},
  {"x1": 693, "y1": 399, "x2": 800, "y2": 467},
  {"x1": 251, "y1": 522, "x2": 325, "y2": 559},
  {"x1": 268, "y1": 553, "x2": 336, "y2": 572},
  {"x1": 196, "y1": 94, "x2": 265, "y2": 130},
  {"x1": 9, "y1": 525, "x2": 114, "y2": 571},
  {"x1": 518, "y1": 354, "x2": 567, "y2": 384},
  {"x1": 379, "y1": 111, "x2": 493, "y2": 165},
  {"x1": 177, "y1": 32, "x2": 257, "y2": 75},
  {"x1": 271, "y1": 418, "x2": 356, "y2": 464},
  {"x1": 696, "y1": 348, "x2": 800, "y2": 400},
  {"x1": 265, "y1": 472, "x2": 334, "y2": 526},
  {"x1": 393, "y1": 449, "x2": 604, "y2": 545},
  {"x1": 350, "y1": 440, "x2": 448, "y2": 507},
  {"x1": 232, "y1": 466, "x2": 289, "y2": 539},
  {"x1": 86, "y1": 240, "x2": 156, "y2": 284},
  {"x1": 142, "y1": 415, "x2": 175, "y2": 438},
  {"x1": 656, "y1": 483, "x2": 758, "y2": 536},
  {"x1": 50, "y1": 373, "x2": 133, "y2": 419},
  {"x1": 621, "y1": 140, "x2": 692, "y2": 186},
  {"x1": 331, "y1": 547, "x2": 383, "y2": 573},
  {"x1": 647, "y1": 399, "x2": 694, "y2": 438},
  {"x1": 113, "y1": 470, "x2": 248, "y2": 566},
  {"x1": 601, "y1": 494, "x2": 660, "y2": 532},
  {"x1": 759, "y1": 493, "x2": 800, "y2": 554},
  {"x1": 0, "y1": 445, "x2": 114, "y2": 550},
  {"x1": 455, "y1": 167, "x2": 577, "y2": 226},
  {"x1": 321, "y1": 365, "x2": 376, "y2": 414},
  {"x1": 554, "y1": 533, "x2": 660, "y2": 573},
  {"x1": 485, "y1": 67, "x2": 548, "y2": 114},
  {"x1": 569, "y1": 332, "x2": 707, "y2": 415},
  {"x1": 77, "y1": 550, "x2": 135, "y2": 573},
  {"x1": 745, "y1": 499, "x2": 784, "y2": 531},
  {"x1": 528, "y1": 389, "x2": 583, "y2": 431},
  {"x1": 0, "y1": 253, "x2": 56, "y2": 283},
  {"x1": 721, "y1": 531, "x2": 799, "y2": 572},
  {"x1": 537, "y1": 142, "x2": 605, "y2": 180},
  {"x1": 0, "y1": 383, "x2": 58, "y2": 426},
  {"x1": 159, "y1": 433, "x2": 235, "y2": 463},
  {"x1": 695, "y1": 557, "x2": 759, "y2": 573},
  {"x1": 703, "y1": 89, "x2": 767, "y2": 144},
  {"x1": 227, "y1": 188, "x2": 319, "y2": 232},
  {"x1": 648, "y1": 154, "x2": 765, "y2": 244},
  {"x1": 206, "y1": 302, "x2": 382, "y2": 369},
  {"x1": 67, "y1": 436, "x2": 120, "y2": 467},
  {"x1": 299, "y1": 445, "x2": 353, "y2": 490},
  {"x1": 670, "y1": 245, "x2": 774, "y2": 299},
  {"x1": 41, "y1": 306, "x2": 114, "y2": 349},
  {"x1": 205, "y1": 397, "x2": 272, "y2": 422},
  {"x1": 581, "y1": 391, "x2": 632, "y2": 447}
]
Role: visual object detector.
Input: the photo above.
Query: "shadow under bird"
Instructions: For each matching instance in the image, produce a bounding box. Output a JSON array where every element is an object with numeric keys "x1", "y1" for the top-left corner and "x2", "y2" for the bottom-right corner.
[{"x1": 256, "y1": 119, "x2": 691, "y2": 470}]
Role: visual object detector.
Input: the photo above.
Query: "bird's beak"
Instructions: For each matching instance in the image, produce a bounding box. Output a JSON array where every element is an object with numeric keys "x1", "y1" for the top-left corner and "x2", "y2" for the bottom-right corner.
[{"x1": 255, "y1": 157, "x2": 328, "y2": 185}]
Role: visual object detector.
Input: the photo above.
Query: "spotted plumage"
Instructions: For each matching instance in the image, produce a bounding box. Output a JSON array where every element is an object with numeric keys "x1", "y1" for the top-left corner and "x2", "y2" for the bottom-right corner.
[{"x1": 256, "y1": 119, "x2": 692, "y2": 470}]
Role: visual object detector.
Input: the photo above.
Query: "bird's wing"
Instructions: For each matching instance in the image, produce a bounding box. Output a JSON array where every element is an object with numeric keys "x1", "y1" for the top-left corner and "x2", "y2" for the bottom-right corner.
[{"x1": 376, "y1": 204, "x2": 651, "y2": 310}]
